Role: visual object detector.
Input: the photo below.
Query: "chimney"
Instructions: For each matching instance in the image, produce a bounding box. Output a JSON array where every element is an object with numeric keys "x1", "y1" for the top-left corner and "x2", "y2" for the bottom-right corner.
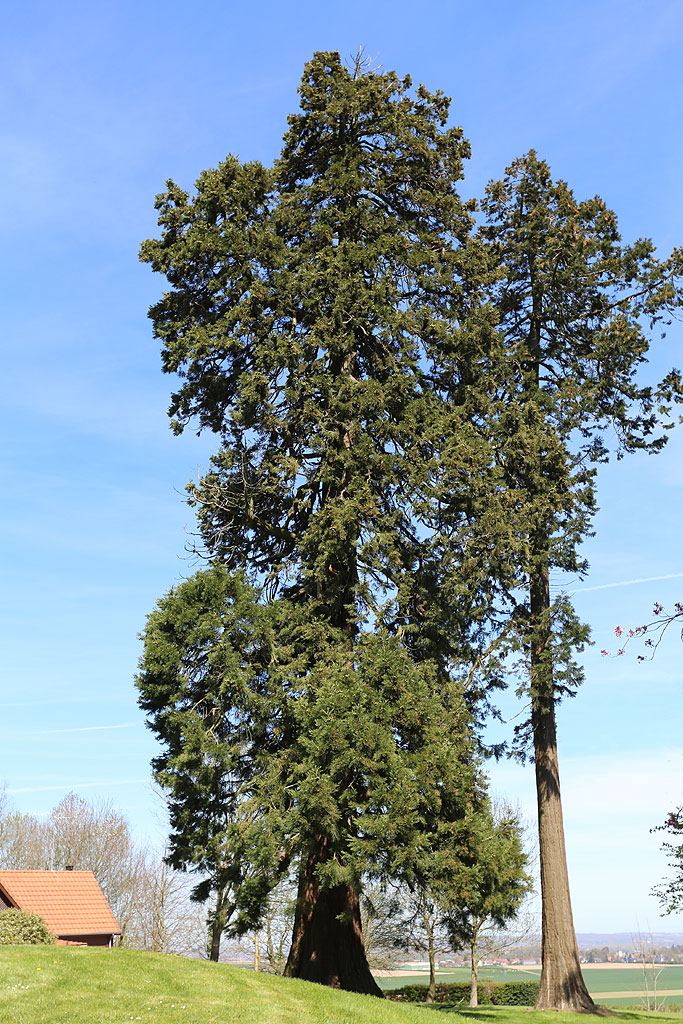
[{"x1": 65, "y1": 866, "x2": 74, "y2": 871}]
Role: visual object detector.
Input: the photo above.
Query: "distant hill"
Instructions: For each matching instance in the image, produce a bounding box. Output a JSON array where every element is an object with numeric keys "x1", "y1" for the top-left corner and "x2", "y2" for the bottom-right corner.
[{"x1": 577, "y1": 933, "x2": 683, "y2": 950}]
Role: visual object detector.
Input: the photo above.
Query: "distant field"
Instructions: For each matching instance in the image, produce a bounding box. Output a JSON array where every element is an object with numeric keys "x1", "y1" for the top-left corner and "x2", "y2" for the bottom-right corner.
[
  {"x1": 378, "y1": 966, "x2": 538, "y2": 990},
  {"x1": 377, "y1": 964, "x2": 683, "y2": 1006}
]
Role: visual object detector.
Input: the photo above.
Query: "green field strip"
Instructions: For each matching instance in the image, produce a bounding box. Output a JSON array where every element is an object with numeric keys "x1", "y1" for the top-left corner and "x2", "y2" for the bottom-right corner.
[
  {"x1": 581, "y1": 968, "x2": 683, "y2": 994},
  {"x1": 377, "y1": 965, "x2": 683, "y2": 1005},
  {"x1": 378, "y1": 967, "x2": 541, "y2": 989}
]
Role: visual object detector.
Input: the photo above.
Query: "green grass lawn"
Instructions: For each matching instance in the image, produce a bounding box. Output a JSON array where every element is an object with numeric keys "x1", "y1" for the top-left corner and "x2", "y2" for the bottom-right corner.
[
  {"x1": 1, "y1": 947, "x2": 683, "y2": 1024},
  {"x1": 0, "y1": 946, "x2": 428, "y2": 1024}
]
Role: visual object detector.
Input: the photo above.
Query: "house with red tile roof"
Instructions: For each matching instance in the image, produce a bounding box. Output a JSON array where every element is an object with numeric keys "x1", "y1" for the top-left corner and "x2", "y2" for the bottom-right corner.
[{"x1": 0, "y1": 870, "x2": 121, "y2": 946}]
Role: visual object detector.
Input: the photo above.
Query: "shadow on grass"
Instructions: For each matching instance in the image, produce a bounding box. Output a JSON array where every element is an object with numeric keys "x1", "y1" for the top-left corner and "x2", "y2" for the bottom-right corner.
[
  {"x1": 412, "y1": 1009, "x2": 498, "y2": 1017},
  {"x1": 410, "y1": 1010, "x2": 682, "y2": 1020},
  {"x1": 601, "y1": 1013, "x2": 683, "y2": 1020}
]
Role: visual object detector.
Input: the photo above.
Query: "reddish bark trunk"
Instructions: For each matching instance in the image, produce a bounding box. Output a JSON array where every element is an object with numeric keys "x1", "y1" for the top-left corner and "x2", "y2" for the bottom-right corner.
[
  {"x1": 531, "y1": 561, "x2": 599, "y2": 1013},
  {"x1": 283, "y1": 839, "x2": 383, "y2": 996},
  {"x1": 533, "y1": 696, "x2": 599, "y2": 1011}
]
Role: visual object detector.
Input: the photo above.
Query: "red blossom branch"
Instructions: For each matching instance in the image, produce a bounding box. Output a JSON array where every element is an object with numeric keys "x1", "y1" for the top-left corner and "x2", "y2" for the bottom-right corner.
[{"x1": 601, "y1": 602, "x2": 683, "y2": 660}]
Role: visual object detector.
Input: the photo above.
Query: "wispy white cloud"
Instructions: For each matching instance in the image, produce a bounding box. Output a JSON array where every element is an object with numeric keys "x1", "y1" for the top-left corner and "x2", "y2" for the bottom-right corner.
[{"x1": 561, "y1": 750, "x2": 682, "y2": 823}]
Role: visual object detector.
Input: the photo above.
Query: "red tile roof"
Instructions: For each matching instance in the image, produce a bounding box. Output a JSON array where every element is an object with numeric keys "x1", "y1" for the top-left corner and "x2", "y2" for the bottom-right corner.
[{"x1": 0, "y1": 870, "x2": 120, "y2": 936}]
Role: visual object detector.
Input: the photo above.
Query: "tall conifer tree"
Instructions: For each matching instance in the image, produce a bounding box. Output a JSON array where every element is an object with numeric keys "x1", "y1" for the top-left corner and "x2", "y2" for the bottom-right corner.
[
  {"x1": 139, "y1": 52, "x2": 492, "y2": 993},
  {"x1": 461, "y1": 152, "x2": 683, "y2": 1011}
]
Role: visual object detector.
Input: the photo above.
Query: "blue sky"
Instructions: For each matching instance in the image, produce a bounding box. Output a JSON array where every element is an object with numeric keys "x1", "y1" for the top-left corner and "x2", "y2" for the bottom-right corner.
[{"x1": 1, "y1": 0, "x2": 682, "y2": 935}]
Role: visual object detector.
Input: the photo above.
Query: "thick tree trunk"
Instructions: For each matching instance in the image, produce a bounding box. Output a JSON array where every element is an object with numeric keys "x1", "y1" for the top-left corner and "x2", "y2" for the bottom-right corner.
[
  {"x1": 533, "y1": 697, "x2": 598, "y2": 1010},
  {"x1": 283, "y1": 839, "x2": 383, "y2": 996},
  {"x1": 530, "y1": 560, "x2": 598, "y2": 1013}
]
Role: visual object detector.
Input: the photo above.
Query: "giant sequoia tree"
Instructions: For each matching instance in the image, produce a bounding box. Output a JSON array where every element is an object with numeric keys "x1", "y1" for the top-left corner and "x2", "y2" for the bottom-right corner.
[
  {"x1": 139, "y1": 52, "x2": 493, "y2": 994},
  {"x1": 464, "y1": 153, "x2": 683, "y2": 1011}
]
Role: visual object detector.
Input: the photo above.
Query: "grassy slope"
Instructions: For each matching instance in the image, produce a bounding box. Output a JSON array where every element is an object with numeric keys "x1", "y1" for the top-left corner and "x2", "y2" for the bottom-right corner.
[
  {"x1": 1, "y1": 947, "x2": 682, "y2": 1024},
  {"x1": 1, "y1": 947, "x2": 426, "y2": 1024}
]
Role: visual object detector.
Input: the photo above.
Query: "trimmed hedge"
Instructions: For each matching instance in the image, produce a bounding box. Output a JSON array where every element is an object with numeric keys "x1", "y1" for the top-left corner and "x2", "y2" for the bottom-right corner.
[
  {"x1": 0, "y1": 908, "x2": 56, "y2": 945},
  {"x1": 387, "y1": 980, "x2": 539, "y2": 1006},
  {"x1": 490, "y1": 981, "x2": 540, "y2": 1005}
]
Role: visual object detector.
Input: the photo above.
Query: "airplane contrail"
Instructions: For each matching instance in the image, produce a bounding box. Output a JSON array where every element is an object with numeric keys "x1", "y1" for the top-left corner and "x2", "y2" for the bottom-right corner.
[
  {"x1": 567, "y1": 572, "x2": 683, "y2": 594},
  {"x1": 34, "y1": 722, "x2": 142, "y2": 735}
]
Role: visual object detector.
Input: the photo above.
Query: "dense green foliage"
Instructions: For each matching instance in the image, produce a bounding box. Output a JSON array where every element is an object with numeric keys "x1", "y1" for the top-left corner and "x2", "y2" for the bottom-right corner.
[
  {"x1": 452, "y1": 152, "x2": 683, "y2": 1011},
  {"x1": 388, "y1": 979, "x2": 540, "y2": 1005},
  {"x1": 138, "y1": 565, "x2": 483, "y2": 931},
  {"x1": 468, "y1": 151, "x2": 683, "y2": 741},
  {"x1": 139, "y1": 49, "x2": 495, "y2": 656},
  {"x1": 138, "y1": 50, "x2": 501, "y2": 987},
  {"x1": 0, "y1": 907, "x2": 55, "y2": 945}
]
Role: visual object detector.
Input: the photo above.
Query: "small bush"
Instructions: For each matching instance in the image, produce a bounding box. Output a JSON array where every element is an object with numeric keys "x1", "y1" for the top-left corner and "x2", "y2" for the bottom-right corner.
[
  {"x1": 491, "y1": 981, "x2": 540, "y2": 1005},
  {"x1": 387, "y1": 979, "x2": 539, "y2": 1006},
  {"x1": 388, "y1": 982, "x2": 473, "y2": 1004},
  {"x1": 0, "y1": 908, "x2": 56, "y2": 945}
]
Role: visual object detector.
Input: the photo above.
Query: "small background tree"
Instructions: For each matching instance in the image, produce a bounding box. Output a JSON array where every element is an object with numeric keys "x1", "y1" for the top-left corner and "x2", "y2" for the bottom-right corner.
[
  {"x1": 358, "y1": 884, "x2": 407, "y2": 974},
  {"x1": 230, "y1": 878, "x2": 296, "y2": 973},
  {"x1": 442, "y1": 802, "x2": 533, "y2": 1007},
  {"x1": 394, "y1": 882, "x2": 452, "y2": 1003}
]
